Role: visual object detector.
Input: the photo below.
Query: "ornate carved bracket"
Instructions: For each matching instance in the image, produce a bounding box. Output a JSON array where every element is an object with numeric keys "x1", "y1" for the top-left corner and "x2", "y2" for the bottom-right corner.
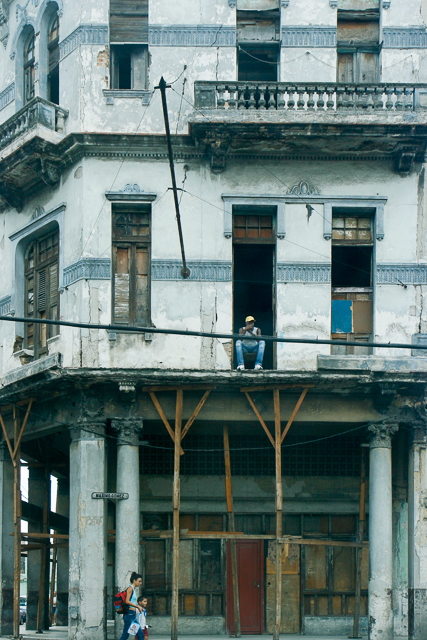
[
  {"x1": 368, "y1": 422, "x2": 399, "y2": 449},
  {"x1": 281, "y1": 0, "x2": 290, "y2": 6},
  {"x1": 329, "y1": 0, "x2": 337, "y2": 6},
  {"x1": 39, "y1": 157, "x2": 61, "y2": 187},
  {"x1": 394, "y1": 145, "x2": 417, "y2": 176},
  {"x1": 228, "y1": 0, "x2": 236, "y2": 7},
  {"x1": 205, "y1": 135, "x2": 230, "y2": 174},
  {"x1": 383, "y1": 0, "x2": 391, "y2": 8},
  {"x1": 111, "y1": 418, "x2": 143, "y2": 446}
]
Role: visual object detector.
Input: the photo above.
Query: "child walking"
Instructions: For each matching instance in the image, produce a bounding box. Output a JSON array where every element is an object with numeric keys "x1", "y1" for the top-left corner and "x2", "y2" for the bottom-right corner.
[{"x1": 137, "y1": 597, "x2": 149, "y2": 638}]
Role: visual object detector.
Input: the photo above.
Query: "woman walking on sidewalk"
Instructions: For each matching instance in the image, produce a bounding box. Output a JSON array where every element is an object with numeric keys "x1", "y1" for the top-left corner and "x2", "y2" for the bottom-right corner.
[{"x1": 119, "y1": 572, "x2": 143, "y2": 640}]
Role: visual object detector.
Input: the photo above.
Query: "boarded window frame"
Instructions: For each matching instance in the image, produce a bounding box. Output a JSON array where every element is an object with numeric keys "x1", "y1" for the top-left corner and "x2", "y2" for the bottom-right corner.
[
  {"x1": 24, "y1": 228, "x2": 60, "y2": 356},
  {"x1": 112, "y1": 205, "x2": 151, "y2": 327}
]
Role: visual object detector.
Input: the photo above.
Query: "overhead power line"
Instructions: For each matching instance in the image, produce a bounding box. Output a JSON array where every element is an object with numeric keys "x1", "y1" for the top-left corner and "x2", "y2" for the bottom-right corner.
[{"x1": 1, "y1": 315, "x2": 426, "y2": 351}]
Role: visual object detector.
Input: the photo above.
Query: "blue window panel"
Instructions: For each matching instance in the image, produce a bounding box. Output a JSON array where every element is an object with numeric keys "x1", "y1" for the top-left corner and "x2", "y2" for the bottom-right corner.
[{"x1": 331, "y1": 300, "x2": 353, "y2": 334}]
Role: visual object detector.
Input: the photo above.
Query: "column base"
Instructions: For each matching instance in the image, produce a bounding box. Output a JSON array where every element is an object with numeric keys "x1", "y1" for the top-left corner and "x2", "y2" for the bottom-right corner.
[
  {"x1": 409, "y1": 588, "x2": 427, "y2": 640},
  {"x1": 56, "y1": 591, "x2": 69, "y2": 626},
  {"x1": 0, "y1": 587, "x2": 13, "y2": 636},
  {"x1": 368, "y1": 583, "x2": 393, "y2": 640}
]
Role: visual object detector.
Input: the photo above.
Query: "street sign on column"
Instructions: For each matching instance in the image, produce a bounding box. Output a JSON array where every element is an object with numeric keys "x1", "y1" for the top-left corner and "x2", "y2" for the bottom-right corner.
[{"x1": 91, "y1": 492, "x2": 129, "y2": 500}]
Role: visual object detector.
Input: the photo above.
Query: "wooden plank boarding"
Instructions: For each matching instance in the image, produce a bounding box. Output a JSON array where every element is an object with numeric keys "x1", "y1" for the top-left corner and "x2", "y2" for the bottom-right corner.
[
  {"x1": 273, "y1": 389, "x2": 283, "y2": 640},
  {"x1": 223, "y1": 426, "x2": 241, "y2": 637},
  {"x1": 171, "y1": 389, "x2": 183, "y2": 640}
]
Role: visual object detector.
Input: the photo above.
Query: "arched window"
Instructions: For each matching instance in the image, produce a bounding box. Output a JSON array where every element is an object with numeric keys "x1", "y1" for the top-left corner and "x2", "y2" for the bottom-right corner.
[
  {"x1": 23, "y1": 30, "x2": 35, "y2": 104},
  {"x1": 47, "y1": 13, "x2": 59, "y2": 104},
  {"x1": 24, "y1": 229, "x2": 59, "y2": 357}
]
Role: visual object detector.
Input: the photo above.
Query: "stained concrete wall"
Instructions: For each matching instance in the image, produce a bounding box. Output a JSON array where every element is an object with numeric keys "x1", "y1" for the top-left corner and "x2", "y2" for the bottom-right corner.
[{"x1": 1, "y1": 156, "x2": 426, "y2": 372}]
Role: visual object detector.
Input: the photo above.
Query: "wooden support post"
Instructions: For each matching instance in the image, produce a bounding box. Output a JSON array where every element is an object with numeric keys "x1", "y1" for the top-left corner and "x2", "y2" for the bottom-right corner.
[
  {"x1": 273, "y1": 389, "x2": 282, "y2": 640},
  {"x1": 223, "y1": 426, "x2": 241, "y2": 638},
  {"x1": 351, "y1": 445, "x2": 368, "y2": 639},
  {"x1": 36, "y1": 469, "x2": 49, "y2": 633},
  {"x1": 12, "y1": 407, "x2": 21, "y2": 638},
  {"x1": 171, "y1": 389, "x2": 183, "y2": 640}
]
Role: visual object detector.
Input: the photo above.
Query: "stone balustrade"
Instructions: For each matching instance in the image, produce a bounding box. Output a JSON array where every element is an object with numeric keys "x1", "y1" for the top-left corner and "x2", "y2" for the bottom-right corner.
[
  {"x1": 194, "y1": 82, "x2": 427, "y2": 113},
  {"x1": 0, "y1": 97, "x2": 68, "y2": 152}
]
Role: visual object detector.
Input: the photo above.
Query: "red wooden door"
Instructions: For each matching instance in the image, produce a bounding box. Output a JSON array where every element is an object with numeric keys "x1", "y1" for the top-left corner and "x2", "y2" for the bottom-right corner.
[{"x1": 227, "y1": 540, "x2": 264, "y2": 634}]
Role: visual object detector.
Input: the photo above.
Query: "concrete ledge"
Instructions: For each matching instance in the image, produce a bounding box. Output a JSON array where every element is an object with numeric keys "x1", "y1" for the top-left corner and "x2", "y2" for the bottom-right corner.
[
  {"x1": 148, "y1": 616, "x2": 225, "y2": 635},
  {"x1": 0, "y1": 352, "x2": 62, "y2": 388},
  {"x1": 317, "y1": 355, "x2": 427, "y2": 373},
  {"x1": 304, "y1": 615, "x2": 368, "y2": 636}
]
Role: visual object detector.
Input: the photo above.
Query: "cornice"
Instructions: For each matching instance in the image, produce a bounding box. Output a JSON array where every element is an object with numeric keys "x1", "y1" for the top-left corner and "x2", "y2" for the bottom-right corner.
[
  {"x1": 281, "y1": 26, "x2": 337, "y2": 48},
  {"x1": 0, "y1": 294, "x2": 12, "y2": 316},
  {"x1": 277, "y1": 263, "x2": 331, "y2": 284},
  {"x1": 148, "y1": 24, "x2": 236, "y2": 47},
  {"x1": 376, "y1": 264, "x2": 427, "y2": 285},
  {"x1": 0, "y1": 82, "x2": 14, "y2": 111},
  {"x1": 63, "y1": 258, "x2": 111, "y2": 287},
  {"x1": 383, "y1": 27, "x2": 427, "y2": 49},
  {"x1": 59, "y1": 24, "x2": 108, "y2": 61}
]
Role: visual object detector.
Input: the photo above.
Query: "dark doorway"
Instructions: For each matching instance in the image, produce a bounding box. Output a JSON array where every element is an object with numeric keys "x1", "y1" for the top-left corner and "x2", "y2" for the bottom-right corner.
[
  {"x1": 233, "y1": 244, "x2": 274, "y2": 369},
  {"x1": 227, "y1": 540, "x2": 264, "y2": 634}
]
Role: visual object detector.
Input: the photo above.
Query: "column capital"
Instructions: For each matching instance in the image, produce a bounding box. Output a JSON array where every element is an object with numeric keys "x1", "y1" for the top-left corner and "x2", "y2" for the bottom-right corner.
[
  {"x1": 69, "y1": 422, "x2": 106, "y2": 443},
  {"x1": 111, "y1": 418, "x2": 143, "y2": 445},
  {"x1": 368, "y1": 422, "x2": 399, "y2": 449}
]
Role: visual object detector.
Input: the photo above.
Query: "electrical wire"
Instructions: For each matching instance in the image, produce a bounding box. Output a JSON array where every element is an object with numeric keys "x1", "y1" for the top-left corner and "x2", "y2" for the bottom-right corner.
[{"x1": 1, "y1": 314, "x2": 427, "y2": 350}]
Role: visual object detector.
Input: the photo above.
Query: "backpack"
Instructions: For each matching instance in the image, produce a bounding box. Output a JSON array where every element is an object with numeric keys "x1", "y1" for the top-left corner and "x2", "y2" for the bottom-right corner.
[{"x1": 114, "y1": 589, "x2": 129, "y2": 615}]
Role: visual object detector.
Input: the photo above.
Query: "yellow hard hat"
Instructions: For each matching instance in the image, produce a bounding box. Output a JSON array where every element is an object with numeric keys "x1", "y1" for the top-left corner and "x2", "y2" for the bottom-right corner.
[{"x1": 245, "y1": 316, "x2": 255, "y2": 322}]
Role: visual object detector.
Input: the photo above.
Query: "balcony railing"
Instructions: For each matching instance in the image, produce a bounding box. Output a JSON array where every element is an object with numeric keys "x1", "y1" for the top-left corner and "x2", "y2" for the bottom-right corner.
[
  {"x1": 194, "y1": 82, "x2": 427, "y2": 113},
  {"x1": 0, "y1": 97, "x2": 68, "y2": 152}
]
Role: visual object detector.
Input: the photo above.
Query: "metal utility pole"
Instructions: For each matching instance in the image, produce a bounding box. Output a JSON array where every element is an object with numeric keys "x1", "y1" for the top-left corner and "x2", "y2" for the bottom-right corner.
[{"x1": 157, "y1": 77, "x2": 190, "y2": 279}]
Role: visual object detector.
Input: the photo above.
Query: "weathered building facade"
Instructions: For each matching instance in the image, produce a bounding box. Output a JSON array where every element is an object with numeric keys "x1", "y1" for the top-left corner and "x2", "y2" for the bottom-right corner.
[{"x1": 1, "y1": 0, "x2": 427, "y2": 638}]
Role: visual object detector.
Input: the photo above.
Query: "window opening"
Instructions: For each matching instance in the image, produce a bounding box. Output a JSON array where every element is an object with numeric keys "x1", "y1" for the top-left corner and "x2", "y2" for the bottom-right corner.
[
  {"x1": 24, "y1": 228, "x2": 59, "y2": 357},
  {"x1": 233, "y1": 207, "x2": 275, "y2": 369},
  {"x1": 237, "y1": 9, "x2": 279, "y2": 82},
  {"x1": 337, "y1": 4, "x2": 379, "y2": 83},
  {"x1": 109, "y1": 0, "x2": 148, "y2": 90},
  {"x1": 331, "y1": 210, "x2": 374, "y2": 355},
  {"x1": 23, "y1": 31, "x2": 35, "y2": 104},
  {"x1": 48, "y1": 13, "x2": 60, "y2": 105},
  {"x1": 112, "y1": 205, "x2": 151, "y2": 326}
]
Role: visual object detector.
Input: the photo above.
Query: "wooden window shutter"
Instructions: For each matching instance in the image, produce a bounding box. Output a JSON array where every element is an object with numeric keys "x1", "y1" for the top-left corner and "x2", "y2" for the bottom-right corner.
[
  {"x1": 37, "y1": 269, "x2": 47, "y2": 312},
  {"x1": 114, "y1": 246, "x2": 131, "y2": 324},
  {"x1": 135, "y1": 246, "x2": 149, "y2": 326},
  {"x1": 110, "y1": 0, "x2": 148, "y2": 44}
]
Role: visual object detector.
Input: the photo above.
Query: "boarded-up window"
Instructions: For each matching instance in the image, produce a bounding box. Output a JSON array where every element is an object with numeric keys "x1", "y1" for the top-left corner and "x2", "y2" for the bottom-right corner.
[
  {"x1": 109, "y1": 0, "x2": 148, "y2": 44},
  {"x1": 24, "y1": 228, "x2": 59, "y2": 356},
  {"x1": 112, "y1": 207, "x2": 151, "y2": 326},
  {"x1": 337, "y1": 7, "x2": 379, "y2": 83}
]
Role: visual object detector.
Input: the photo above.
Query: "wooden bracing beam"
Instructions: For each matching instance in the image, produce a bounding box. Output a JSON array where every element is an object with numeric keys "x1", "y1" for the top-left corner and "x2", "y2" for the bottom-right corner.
[
  {"x1": 171, "y1": 389, "x2": 183, "y2": 640},
  {"x1": 148, "y1": 391, "x2": 184, "y2": 455},
  {"x1": 181, "y1": 390, "x2": 212, "y2": 440}
]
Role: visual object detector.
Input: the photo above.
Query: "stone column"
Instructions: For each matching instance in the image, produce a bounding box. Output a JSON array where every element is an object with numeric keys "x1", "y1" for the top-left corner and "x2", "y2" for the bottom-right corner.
[
  {"x1": 69, "y1": 424, "x2": 107, "y2": 640},
  {"x1": 56, "y1": 478, "x2": 69, "y2": 626},
  {"x1": 0, "y1": 444, "x2": 14, "y2": 635},
  {"x1": 27, "y1": 467, "x2": 50, "y2": 630},
  {"x1": 368, "y1": 422, "x2": 398, "y2": 640},
  {"x1": 112, "y1": 419, "x2": 143, "y2": 640},
  {"x1": 408, "y1": 420, "x2": 427, "y2": 639}
]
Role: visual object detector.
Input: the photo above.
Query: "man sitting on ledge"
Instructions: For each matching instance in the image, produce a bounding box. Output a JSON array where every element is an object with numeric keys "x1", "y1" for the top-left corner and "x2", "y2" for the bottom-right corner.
[{"x1": 235, "y1": 316, "x2": 265, "y2": 371}]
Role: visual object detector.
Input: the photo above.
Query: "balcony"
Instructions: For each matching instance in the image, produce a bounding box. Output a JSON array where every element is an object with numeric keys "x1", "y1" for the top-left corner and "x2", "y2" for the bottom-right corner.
[
  {"x1": 191, "y1": 81, "x2": 427, "y2": 174},
  {"x1": 0, "y1": 97, "x2": 68, "y2": 210}
]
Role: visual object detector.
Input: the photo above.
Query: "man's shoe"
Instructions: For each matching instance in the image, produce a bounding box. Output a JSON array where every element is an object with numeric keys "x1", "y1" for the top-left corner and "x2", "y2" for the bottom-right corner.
[
  {"x1": 237, "y1": 364, "x2": 245, "y2": 370},
  {"x1": 254, "y1": 364, "x2": 263, "y2": 370}
]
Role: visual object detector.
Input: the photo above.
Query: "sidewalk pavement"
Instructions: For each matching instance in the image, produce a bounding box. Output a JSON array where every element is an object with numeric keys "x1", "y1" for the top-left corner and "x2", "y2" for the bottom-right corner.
[{"x1": 1, "y1": 624, "x2": 371, "y2": 640}]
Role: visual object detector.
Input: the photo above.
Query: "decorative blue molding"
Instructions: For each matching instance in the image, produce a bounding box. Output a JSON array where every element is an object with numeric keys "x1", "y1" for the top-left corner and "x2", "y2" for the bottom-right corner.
[
  {"x1": 63, "y1": 258, "x2": 111, "y2": 287},
  {"x1": 149, "y1": 25, "x2": 236, "y2": 47},
  {"x1": 376, "y1": 264, "x2": 427, "y2": 285},
  {"x1": 277, "y1": 263, "x2": 331, "y2": 284},
  {"x1": 281, "y1": 27, "x2": 336, "y2": 48},
  {"x1": 152, "y1": 260, "x2": 232, "y2": 282},
  {"x1": 383, "y1": 28, "x2": 427, "y2": 49},
  {"x1": 0, "y1": 294, "x2": 13, "y2": 315},
  {"x1": 0, "y1": 82, "x2": 14, "y2": 110},
  {"x1": 59, "y1": 25, "x2": 108, "y2": 61}
]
